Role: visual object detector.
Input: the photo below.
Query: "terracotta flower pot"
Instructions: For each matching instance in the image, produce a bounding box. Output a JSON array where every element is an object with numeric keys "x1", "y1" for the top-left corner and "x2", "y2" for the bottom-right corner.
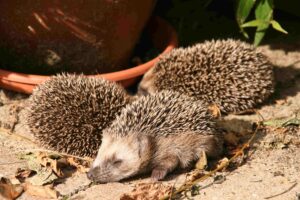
[
  {"x1": 0, "y1": 17, "x2": 178, "y2": 94},
  {"x1": 0, "y1": 0, "x2": 156, "y2": 74}
]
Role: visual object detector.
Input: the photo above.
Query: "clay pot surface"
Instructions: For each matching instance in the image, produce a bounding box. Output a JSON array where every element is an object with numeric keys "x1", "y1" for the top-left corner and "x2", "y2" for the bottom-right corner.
[
  {"x1": 0, "y1": 17, "x2": 178, "y2": 94},
  {"x1": 0, "y1": 0, "x2": 155, "y2": 74}
]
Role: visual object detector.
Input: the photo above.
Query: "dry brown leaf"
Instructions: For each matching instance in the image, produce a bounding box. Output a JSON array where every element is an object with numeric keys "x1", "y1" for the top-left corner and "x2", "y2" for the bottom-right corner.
[
  {"x1": 66, "y1": 157, "x2": 91, "y2": 173},
  {"x1": 216, "y1": 157, "x2": 229, "y2": 170},
  {"x1": 120, "y1": 183, "x2": 173, "y2": 200},
  {"x1": 15, "y1": 168, "x2": 35, "y2": 183},
  {"x1": 224, "y1": 132, "x2": 240, "y2": 146},
  {"x1": 9, "y1": 178, "x2": 21, "y2": 185},
  {"x1": 195, "y1": 151, "x2": 207, "y2": 170},
  {"x1": 37, "y1": 152, "x2": 92, "y2": 176},
  {"x1": 37, "y1": 152, "x2": 63, "y2": 177},
  {"x1": 0, "y1": 177, "x2": 24, "y2": 200},
  {"x1": 19, "y1": 153, "x2": 58, "y2": 185},
  {"x1": 208, "y1": 104, "x2": 221, "y2": 118},
  {"x1": 24, "y1": 183, "x2": 59, "y2": 199},
  {"x1": 187, "y1": 170, "x2": 206, "y2": 183}
]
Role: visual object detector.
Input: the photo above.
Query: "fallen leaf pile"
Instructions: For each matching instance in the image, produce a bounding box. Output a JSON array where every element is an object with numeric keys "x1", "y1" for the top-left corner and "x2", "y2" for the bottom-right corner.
[
  {"x1": 120, "y1": 183, "x2": 174, "y2": 200},
  {"x1": 19, "y1": 152, "x2": 92, "y2": 180},
  {"x1": 0, "y1": 151, "x2": 92, "y2": 199},
  {"x1": 0, "y1": 176, "x2": 58, "y2": 200},
  {"x1": 66, "y1": 157, "x2": 91, "y2": 173}
]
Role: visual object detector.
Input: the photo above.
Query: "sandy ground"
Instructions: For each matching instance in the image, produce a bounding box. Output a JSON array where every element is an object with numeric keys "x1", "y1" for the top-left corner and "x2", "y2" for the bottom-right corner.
[{"x1": 0, "y1": 42, "x2": 300, "y2": 200}]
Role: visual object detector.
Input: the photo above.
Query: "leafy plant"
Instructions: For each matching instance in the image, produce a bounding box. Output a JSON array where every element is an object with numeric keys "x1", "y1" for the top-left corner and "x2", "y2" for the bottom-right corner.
[
  {"x1": 161, "y1": 0, "x2": 295, "y2": 46},
  {"x1": 236, "y1": 0, "x2": 288, "y2": 46}
]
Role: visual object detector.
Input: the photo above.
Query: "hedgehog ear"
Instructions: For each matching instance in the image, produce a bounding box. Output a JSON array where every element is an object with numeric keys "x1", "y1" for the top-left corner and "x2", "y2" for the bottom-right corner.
[{"x1": 137, "y1": 135, "x2": 150, "y2": 158}]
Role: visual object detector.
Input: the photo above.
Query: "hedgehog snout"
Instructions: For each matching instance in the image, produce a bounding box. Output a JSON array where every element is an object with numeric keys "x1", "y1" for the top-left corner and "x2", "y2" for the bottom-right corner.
[
  {"x1": 87, "y1": 166, "x2": 100, "y2": 182},
  {"x1": 87, "y1": 165, "x2": 115, "y2": 183}
]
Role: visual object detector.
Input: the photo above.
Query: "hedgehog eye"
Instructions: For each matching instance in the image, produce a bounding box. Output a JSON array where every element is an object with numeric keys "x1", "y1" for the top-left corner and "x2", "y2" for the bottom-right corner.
[{"x1": 113, "y1": 159, "x2": 123, "y2": 166}]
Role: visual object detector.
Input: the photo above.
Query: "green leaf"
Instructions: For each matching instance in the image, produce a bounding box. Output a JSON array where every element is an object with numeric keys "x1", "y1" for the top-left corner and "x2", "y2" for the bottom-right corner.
[
  {"x1": 241, "y1": 19, "x2": 269, "y2": 28},
  {"x1": 236, "y1": 0, "x2": 256, "y2": 39},
  {"x1": 270, "y1": 20, "x2": 288, "y2": 34},
  {"x1": 241, "y1": 30, "x2": 250, "y2": 39},
  {"x1": 254, "y1": 0, "x2": 274, "y2": 46},
  {"x1": 255, "y1": 0, "x2": 273, "y2": 20},
  {"x1": 236, "y1": 0, "x2": 256, "y2": 25},
  {"x1": 254, "y1": 29, "x2": 267, "y2": 46}
]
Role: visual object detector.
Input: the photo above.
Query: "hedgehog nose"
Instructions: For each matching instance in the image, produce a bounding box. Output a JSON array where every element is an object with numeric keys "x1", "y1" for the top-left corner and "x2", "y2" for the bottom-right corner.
[
  {"x1": 87, "y1": 168, "x2": 96, "y2": 180},
  {"x1": 87, "y1": 170, "x2": 93, "y2": 180}
]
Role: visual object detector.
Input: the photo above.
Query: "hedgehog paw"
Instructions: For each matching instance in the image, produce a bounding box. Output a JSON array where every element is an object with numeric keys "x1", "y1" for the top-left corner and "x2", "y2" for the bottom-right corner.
[{"x1": 151, "y1": 168, "x2": 168, "y2": 181}]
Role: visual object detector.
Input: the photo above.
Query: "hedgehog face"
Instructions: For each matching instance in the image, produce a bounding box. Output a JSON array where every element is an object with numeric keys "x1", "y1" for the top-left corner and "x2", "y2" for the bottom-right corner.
[
  {"x1": 87, "y1": 133, "x2": 151, "y2": 183},
  {"x1": 138, "y1": 67, "x2": 157, "y2": 95}
]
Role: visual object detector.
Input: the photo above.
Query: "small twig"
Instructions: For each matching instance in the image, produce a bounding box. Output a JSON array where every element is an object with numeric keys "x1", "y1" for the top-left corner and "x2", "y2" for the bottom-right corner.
[
  {"x1": 232, "y1": 109, "x2": 256, "y2": 115},
  {"x1": 264, "y1": 182, "x2": 298, "y2": 199},
  {"x1": 169, "y1": 177, "x2": 179, "y2": 200},
  {"x1": 160, "y1": 123, "x2": 261, "y2": 200},
  {"x1": 255, "y1": 110, "x2": 265, "y2": 122},
  {"x1": 0, "y1": 161, "x2": 26, "y2": 165},
  {"x1": 10, "y1": 149, "x2": 92, "y2": 162},
  {"x1": 59, "y1": 181, "x2": 94, "y2": 200},
  {"x1": 197, "y1": 181, "x2": 214, "y2": 191},
  {"x1": 0, "y1": 128, "x2": 37, "y2": 145}
]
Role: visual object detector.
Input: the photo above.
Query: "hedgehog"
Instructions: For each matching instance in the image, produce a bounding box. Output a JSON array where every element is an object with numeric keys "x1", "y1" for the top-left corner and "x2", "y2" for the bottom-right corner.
[
  {"x1": 26, "y1": 74, "x2": 132, "y2": 157},
  {"x1": 87, "y1": 91, "x2": 223, "y2": 182},
  {"x1": 138, "y1": 39, "x2": 274, "y2": 114}
]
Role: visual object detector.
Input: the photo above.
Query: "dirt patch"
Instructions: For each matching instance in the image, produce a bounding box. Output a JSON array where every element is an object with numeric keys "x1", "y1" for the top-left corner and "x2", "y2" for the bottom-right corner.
[{"x1": 0, "y1": 42, "x2": 300, "y2": 200}]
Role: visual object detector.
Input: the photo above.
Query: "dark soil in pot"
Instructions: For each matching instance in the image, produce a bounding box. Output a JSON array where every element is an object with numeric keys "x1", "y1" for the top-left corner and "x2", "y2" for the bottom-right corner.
[
  {"x1": 0, "y1": 0, "x2": 155, "y2": 75},
  {"x1": 0, "y1": 20, "x2": 161, "y2": 76}
]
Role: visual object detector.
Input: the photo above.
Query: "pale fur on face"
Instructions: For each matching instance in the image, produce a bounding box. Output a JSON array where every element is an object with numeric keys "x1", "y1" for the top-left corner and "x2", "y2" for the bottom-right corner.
[{"x1": 88, "y1": 133, "x2": 151, "y2": 183}]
